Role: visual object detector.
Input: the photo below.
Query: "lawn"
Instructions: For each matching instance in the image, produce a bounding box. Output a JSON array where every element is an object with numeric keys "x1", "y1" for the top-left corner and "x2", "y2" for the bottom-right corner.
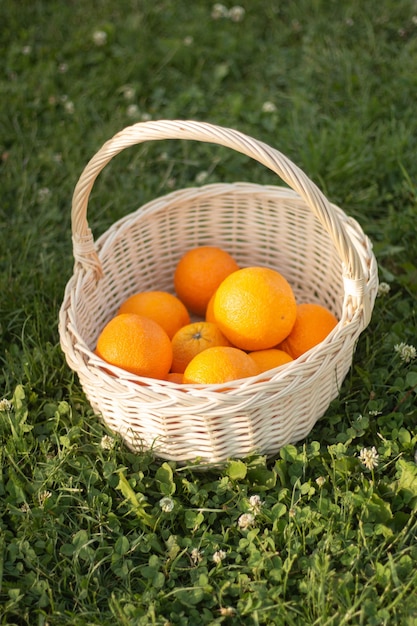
[{"x1": 1, "y1": 0, "x2": 417, "y2": 624}]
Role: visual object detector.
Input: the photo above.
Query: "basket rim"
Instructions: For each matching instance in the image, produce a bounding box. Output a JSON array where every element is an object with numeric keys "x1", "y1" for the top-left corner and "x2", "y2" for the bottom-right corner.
[{"x1": 59, "y1": 181, "x2": 378, "y2": 399}]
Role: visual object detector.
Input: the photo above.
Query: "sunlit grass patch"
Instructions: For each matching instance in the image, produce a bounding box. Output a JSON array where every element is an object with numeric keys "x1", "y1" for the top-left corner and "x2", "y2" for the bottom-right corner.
[{"x1": 1, "y1": 0, "x2": 417, "y2": 623}]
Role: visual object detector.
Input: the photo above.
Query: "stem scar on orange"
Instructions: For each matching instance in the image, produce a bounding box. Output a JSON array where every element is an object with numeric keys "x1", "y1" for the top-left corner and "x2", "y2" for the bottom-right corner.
[
  {"x1": 279, "y1": 302, "x2": 339, "y2": 359},
  {"x1": 95, "y1": 313, "x2": 173, "y2": 379},
  {"x1": 213, "y1": 266, "x2": 297, "y2": 351},
  {"x1": 174, "y1": 246, "x2": 239, "y2": 317}
]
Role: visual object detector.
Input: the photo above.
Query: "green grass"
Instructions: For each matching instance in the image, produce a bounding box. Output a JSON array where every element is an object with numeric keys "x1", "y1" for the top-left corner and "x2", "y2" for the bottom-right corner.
[{"x1": 1, "y1": 0, "x2": 417, "y2": 624}]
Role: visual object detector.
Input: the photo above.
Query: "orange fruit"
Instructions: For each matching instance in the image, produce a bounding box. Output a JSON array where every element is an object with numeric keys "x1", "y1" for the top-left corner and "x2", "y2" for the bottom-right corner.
[
  {"x1": 171, "y1": 321, "x2": 231, "y2": 374},
  {"x1": 118, "y1": 290, "x2": 190, "y2": 339},
  {"x1": 174, "y1": 246, "x2": 239, "y2": 316},
  {"x1": 279, "y1": 303, "x2": 338, "y2": 359},
  {"x1": 183, "y1": 346, "x2": 260, "y2": 385},
  {"x1": 213, "y1": 266, "x2": 297, "y2": 351},
  {"x1": 205, "y1": 291, "x2": 216, "y2": 323},
  {"x1": 248, "y1": 348, "x2": 293, "y2": 373},
  {"x1": 95, "y1": 313, "x2": 173, "y2": 379},
  {"x1": 165, "y1": 372, "x2": 184, "y2": 384}
]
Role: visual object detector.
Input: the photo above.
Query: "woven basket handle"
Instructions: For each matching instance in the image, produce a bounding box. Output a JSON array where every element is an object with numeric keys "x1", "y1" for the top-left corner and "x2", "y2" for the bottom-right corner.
[{"x1": 71, "y1": 120, "x2": 373, "y2": 320}]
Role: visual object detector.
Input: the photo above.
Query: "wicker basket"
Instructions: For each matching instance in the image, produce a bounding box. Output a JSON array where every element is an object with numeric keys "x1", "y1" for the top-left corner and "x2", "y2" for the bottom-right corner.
[{"x1": 59, "y1": 120, "x2": 378, "y2": 465}]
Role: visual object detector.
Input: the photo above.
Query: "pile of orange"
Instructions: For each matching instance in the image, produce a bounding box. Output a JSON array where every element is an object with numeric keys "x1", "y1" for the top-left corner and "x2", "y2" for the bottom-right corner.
[{"x1": 95, "y1": 245, "x2": 339, "y2": 386}]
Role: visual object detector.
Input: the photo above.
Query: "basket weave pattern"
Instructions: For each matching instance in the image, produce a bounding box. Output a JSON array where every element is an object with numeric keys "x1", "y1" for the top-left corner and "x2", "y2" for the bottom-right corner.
[{"x1": 59, "y1": 121, "x2": 378, "y2": 464}]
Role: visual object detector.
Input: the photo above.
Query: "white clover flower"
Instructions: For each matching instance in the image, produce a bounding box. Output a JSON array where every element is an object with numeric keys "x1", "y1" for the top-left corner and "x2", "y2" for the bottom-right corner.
[
  {"x1": 58, "y1": 62, "x2": 68, "y2": 73},
  {"x1": 20, "y1": 502, "x2": 31, "y2": 513},
  {"x1": 228, "y1": 6, "x2": 245, "y2": 22},
  {"x1": 359, "y1": 446, "x2": 379, "y2": 471},
  {"x1": 237, "y1": 512, "x2": 255, "y2": 529},
  {"x1": 92, "y1": 30, "x2": 107, "y2": 46},
  {"x1": 122, "y1": 86, "x2": 136, "y2": 101},
  {"x1": 22, "y1": 45, "x2": 32, "y2": 55},
  {"x1": 219, "y1": 607, "x2": 236, "y2": 617},
  {"x1": 248, "y1": 494, "x2": 264, "y2": 514},
  {"x1": 315, "y1": 476, "x2": 326, "y2": 488},
  {"x1": 141, "y1": 112, "x2": 152, "y2": 122},
  {"x1": 211, "y1": 3, "x2": 228, "y2": 19},
  {"x1": 212, "y1": 549, "x2": 226, "y2": 564},
  {"x1": 37, "y1": 187, "x2": 51, "y2": 202},
  {"x1": 394, "y1": 342, "x2": 417, "y2": 363},
  {"x1": 183, "y1": 35, "x2": 194, "y2": 46},
  {"x1": 377, "y1": 282, "x2": 391, "y2": 297},
  {"x1": 63, "y1": 99, "x2": 74, "y2": 114},
  {"x1": 190, "y1": 548, "x2": 203, "y2": 565},
  {"x1": 100, "y1": 435, "x2": 115, "y2": 450},
  {"x1": 159, "y1": 496, "x2": 174, "y2": 513},
  {"x1": 262, "y1": 101, "x2": 277, "y2": 113},
  {"x1": 126, "y1": 104, "x2": 140, "y2": 119},
  {"x1": 195, "y1": 171, "x2": 209, "y2": 184},
  {"x1": 0, "y1": 398, "x2": 13, "y2": 412},
  {"x1": 38, "y1": 490, "x2": 52, "y2": 507}
]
